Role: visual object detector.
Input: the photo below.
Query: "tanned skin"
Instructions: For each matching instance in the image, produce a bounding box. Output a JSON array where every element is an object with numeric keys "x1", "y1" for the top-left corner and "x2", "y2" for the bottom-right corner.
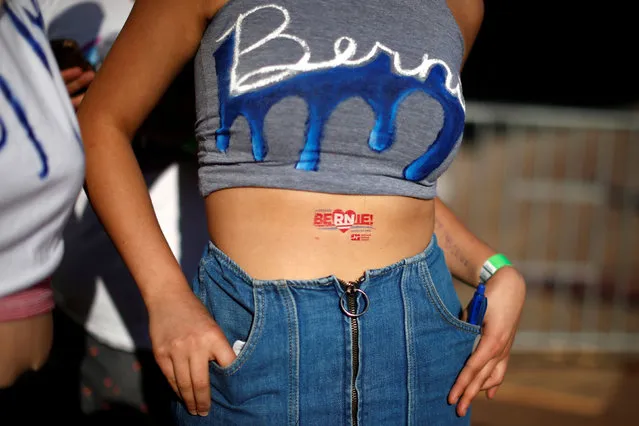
[{"x1": 78, "y1": 0, "x2": 525, "y2": 418}]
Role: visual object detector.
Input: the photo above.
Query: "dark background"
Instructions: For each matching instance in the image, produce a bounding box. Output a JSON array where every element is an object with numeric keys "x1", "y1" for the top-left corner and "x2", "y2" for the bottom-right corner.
[{"x1": 461, "y1": 1, "x2": 638, "y2": 108}]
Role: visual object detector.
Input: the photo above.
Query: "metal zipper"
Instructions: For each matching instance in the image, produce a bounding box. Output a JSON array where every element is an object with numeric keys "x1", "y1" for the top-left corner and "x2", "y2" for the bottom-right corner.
[{"x1": 339, "y1": 277, "x2": 369, "y2": 426}]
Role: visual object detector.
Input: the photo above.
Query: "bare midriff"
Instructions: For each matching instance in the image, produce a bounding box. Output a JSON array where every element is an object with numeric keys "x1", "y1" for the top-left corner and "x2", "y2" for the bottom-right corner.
[{"x1": 205, "y1": 188, "x2": 435, "y2": 282}]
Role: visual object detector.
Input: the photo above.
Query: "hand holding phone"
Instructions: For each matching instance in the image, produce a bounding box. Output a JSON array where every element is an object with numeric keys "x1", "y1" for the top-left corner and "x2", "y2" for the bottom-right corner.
[
  {"x1": 50, "y1": 39, "x2": 95, "y2": 109},
  {"x1": 50, "y1": 39, "x2": 94, "y2": 72}
]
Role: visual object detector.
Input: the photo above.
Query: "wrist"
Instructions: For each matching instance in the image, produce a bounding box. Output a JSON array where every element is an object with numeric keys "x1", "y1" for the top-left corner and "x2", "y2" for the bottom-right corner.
[
  {"x1": 483, "y1": 266, "x2": 527, "y2": 305},
  {"x1": 139, "y1": 273, "x2": 193, "y2": 308},
  {"x1": 479, "y1": 253, "x2": 513, "y2": 285}
]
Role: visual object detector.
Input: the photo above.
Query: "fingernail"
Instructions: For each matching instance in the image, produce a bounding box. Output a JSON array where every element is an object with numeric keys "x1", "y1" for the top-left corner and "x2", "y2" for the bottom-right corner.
[{"x1": 198, "y1": 412, "x2": 209, "y2": 417}]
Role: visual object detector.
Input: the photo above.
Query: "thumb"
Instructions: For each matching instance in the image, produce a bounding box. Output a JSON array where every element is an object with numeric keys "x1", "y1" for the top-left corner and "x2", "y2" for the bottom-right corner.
[{"x1": 209, "y1": 332, "x2": 237, "y2": 368}]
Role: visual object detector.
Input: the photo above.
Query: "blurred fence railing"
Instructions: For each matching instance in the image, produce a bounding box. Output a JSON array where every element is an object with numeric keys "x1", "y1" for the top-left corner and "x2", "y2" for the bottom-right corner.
[{"x1": 443, "y1": 101, "x2": 639, "y2": 353}]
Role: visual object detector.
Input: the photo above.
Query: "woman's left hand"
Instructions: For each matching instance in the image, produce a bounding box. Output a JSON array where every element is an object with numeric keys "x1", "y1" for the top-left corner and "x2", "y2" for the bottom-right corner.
[
  {"x1": 61, "y1": 67, "x2": 95, "y2": 109},
  {"x1": 448, "y1": 266, "x2": 526, "y2": 416}
]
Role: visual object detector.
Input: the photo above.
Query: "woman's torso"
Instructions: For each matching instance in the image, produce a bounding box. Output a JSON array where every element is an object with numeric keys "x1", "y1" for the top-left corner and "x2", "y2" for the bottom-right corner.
[
  {"x1": 199, "y1": 0, "x2": 472, "y2": 281},
  {"x1": 206, "y1": 189, "x2": 435, "y2": 281}
]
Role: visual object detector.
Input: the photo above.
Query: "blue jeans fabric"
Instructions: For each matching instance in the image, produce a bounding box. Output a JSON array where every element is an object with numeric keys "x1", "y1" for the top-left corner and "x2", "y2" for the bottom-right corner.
[{"x1": 174, "y1": 235, "x2": 480, "y2": 425}]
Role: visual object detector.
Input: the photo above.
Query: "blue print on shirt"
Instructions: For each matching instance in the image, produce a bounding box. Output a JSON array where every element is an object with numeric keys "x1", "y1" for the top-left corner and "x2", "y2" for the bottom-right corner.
[
  {"x1": 0, "y1": 76, "x2": 49, "y2": 179},
  {"x1": 24, "y1": 0, "x2": 45, "y2": 30},
  {"x1": 3, "y1": 0, "x2": 50, "y2": 74},
  {"x1": 0, "y1": 117, "x2": 6, "y2": 150},
  {"x1": 214, "y1": 31, "x2": 465, "y2": 182}
]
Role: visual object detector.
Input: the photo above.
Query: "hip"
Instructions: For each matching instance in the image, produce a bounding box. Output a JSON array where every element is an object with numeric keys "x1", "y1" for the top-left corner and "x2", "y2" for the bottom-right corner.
[{"x1": 176, "y1": 235, "x2": 479, "y2": 425}]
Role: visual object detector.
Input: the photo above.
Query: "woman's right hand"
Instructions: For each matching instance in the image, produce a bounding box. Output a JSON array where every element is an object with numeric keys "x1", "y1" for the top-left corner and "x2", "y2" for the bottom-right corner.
[
  {"x1": 148, "y1": 288, "x2": 236, "y2": 417},
  {"x1": 76, "y1": 0, "x2": 234, "y2": 413}
]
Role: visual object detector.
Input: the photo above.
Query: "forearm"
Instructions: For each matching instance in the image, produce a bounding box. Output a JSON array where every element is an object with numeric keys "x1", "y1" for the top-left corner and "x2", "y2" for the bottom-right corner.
[
  {"x1": 81, "y1": 120, "x2": 191, "y2": 304},
  {"x1": 72, "y1": 0, "x2": 217, "y2": 305},
  {"x1": 434, "y1": 197, "x2": 496, "y2": 287}
]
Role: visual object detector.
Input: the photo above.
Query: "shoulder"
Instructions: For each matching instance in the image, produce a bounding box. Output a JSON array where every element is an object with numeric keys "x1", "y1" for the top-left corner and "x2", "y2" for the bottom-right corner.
[
  {"x1": 200, "y1": 0, "x2": 229, "y2": 20},
  {"x1": 445, "y1": 0, "x2": 484, "y2": 63}
]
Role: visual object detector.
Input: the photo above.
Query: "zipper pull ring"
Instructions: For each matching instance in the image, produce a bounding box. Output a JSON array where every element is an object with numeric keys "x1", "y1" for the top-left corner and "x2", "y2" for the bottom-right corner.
[{"x1": 339, "y1": 281, "x2": 370, "y2": 318}]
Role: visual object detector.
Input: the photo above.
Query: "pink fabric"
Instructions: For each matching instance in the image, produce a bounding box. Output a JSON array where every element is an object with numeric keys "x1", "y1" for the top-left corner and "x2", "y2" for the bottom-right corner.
[{"x1": 0, "y1": 279, "x2": 54, "y2": 322}]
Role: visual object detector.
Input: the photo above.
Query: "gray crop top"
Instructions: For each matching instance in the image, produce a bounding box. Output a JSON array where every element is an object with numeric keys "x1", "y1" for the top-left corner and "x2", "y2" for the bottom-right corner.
[{"x1": 195, "y1": 0, "x2": 466, "y2": 199}]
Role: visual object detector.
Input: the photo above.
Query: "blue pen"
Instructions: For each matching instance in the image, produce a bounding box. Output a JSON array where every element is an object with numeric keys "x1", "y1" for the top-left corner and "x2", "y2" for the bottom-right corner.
[{"x1": 467, "y1": 283, "x2": 487, "y2": 326}]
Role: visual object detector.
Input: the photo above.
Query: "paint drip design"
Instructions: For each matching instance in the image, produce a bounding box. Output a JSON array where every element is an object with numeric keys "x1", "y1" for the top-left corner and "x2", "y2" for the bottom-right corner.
[{"x1": 213, "y1": 4, "x2": 465, "y2": 181}]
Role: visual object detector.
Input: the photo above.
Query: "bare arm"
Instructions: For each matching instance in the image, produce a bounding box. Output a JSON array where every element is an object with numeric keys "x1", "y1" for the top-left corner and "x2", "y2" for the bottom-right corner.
[
  {"x1": 77, "y1": 0, "x2": 232, "y2": 417},
  {"x1": 435, "y1": 200, "x2": 526, "y2": 417},
  {"x1": 435, "y1": 0, "x2": 486, "y2": 285},
  {"x1": 78, "y1": 0, "x2": 218, "y2": 303},
  {"x1": 446, "y1": 0, "x2": 484, "y2": 66},
  {"x1": 434, "y1": 198, "x2": 494, "y2": 286},
  {"x1": 436, "y1": 1, "x2": 526, "y2": 417}
]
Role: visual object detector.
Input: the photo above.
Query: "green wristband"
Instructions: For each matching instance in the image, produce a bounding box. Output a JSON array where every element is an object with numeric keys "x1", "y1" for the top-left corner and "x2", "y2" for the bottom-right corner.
[{"x1": 479, "y1": 254, "x2": 512, "y2": 283}]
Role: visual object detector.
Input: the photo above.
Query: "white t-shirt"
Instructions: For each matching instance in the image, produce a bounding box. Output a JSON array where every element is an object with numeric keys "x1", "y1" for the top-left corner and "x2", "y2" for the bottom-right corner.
[
  {"x1": 40, "y1": 0, "x2": 208, "y2": 352},
  {"x1": 0, "y1": 0, "x2": 85, "y2": 298}
]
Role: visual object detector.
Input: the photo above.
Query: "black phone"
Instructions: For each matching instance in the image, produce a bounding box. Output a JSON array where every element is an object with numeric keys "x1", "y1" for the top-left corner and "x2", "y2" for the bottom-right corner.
[{"x1": 50, "y1": 38, "x2": 94, "y2": 72}]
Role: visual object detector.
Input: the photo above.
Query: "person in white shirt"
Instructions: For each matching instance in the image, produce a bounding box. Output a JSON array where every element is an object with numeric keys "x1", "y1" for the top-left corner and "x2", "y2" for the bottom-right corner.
[
  {"x1": 0, "y1": 0, "x2": 84, "y2": 388},
  {"x1": 0, "y1": 0, "x2": 206, "y2": 423}
]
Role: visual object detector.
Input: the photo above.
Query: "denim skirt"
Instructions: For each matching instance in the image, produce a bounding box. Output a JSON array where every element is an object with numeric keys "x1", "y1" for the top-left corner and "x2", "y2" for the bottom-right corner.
[{"x1": 173, "y1": 235, "x2": 480, "y2": 425}]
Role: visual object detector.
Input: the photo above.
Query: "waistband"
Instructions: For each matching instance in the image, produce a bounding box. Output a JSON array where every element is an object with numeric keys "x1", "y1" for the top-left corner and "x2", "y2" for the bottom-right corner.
[
  {"x1": 204, "y1": 234, "x2": 440, "y2": 288},
  {"x1": 0, "y1": 278, "x2": 54, "y2": 322}
]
